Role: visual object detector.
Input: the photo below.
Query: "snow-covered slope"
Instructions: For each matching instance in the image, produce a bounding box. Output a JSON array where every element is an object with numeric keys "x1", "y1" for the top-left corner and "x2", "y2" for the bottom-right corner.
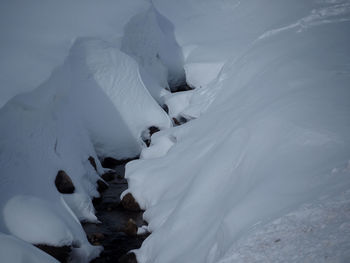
[
  {"x1": 121, "y1": 7, "x2": 185, "y2": 101},
  {"x1": 1, "y1": 0, "x2": 349, "y2": 262},
  {"x1": 124, "y1": 1, "x2": 350, "y2": 262},
  {"x1": 0, "y1": 0, "x2": 149, "y2": 108},
  {"x1": 0, "y1": 234, "x2": 59, "y2": 263}
]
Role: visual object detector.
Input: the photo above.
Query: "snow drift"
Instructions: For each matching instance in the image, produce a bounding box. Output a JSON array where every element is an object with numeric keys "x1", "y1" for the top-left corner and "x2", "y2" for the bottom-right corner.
[{"x1": 124, "y1": 1, "x2": 350, "y2": 262}]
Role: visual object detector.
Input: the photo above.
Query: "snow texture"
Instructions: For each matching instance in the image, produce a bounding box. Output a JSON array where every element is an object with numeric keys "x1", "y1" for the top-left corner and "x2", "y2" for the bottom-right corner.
[
  {"x1": 124, "y1": 0, "x2": 350, "y2": 262},
  {"x1": 0, "y1": 0, "x2": 350, "y2": 262}
]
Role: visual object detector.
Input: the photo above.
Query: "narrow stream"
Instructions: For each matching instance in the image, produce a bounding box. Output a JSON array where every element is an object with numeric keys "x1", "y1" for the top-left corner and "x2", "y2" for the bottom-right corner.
[
  {"x1": 83, "y1": 164, "x2": 148, "y2": 263},
  {"x1": 84, "y1": 82, "x2": 193, "y2": 263}
]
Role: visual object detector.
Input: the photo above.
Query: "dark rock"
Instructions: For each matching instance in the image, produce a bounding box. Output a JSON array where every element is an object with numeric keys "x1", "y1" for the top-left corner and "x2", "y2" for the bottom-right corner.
[
  {"x1": 97, "y1": 179, "x2": 108, "y2": 193},
  {"x1": 35, "y1": 244, "x2": 71, "y2": 263},
  {"x1": 119, "y1": 252, "x2": 137, "y2": 263},
  {"x1": 124, "y1": 219, "x2": 138, "y2": 236},
  {"x1": 172, "y1": 117, "x2": 181, "y2": 126},
  {"x1": 121, "y1": 193, "x2": 141, "y2": 212},
  {"x1": 55, "y1": 170, "x2": 75, "y2": 194},
  {"x1": 148, "y1": 126, "x2": 160, "y2": 136},
  {"x1": 88, "y1": 233, "x2": 105, "y2": 245},
  {"x1": 102, "y1": 157, "x2": 139, "y2": 169},
  {"x1": 274, "y1": 238, "x2": 281, "y2": 243},
  {"x1": 171, "y1": 83, "x2": 194, "y2": 93},
  {"x1": 101, "y1": 171, "x2": 116, "y2": 182},
  {"x1": 179, "y1": 116, "x2": 188, "y2": 124},
  {"x1": 92, "y1": 196, "x2": 102, "y2": 206},
  {"x1": 144, "y1": 139, "x2": 151, "y2": 147},
  {"x1": 162, "y1": 104, "x2": 169, "y2": 114},
  {"x1": 89, "y1": 156, "x2": 98, "y2": 172}
]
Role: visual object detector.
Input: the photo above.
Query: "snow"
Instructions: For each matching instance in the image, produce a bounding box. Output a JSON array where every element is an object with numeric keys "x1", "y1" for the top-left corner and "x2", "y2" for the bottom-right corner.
[
  {"x1": 0, "y1": 0, "x2": 149, "y2": 108},
  {"x1": 0, "y1": 234, "x2": 59, "y2": 263},
  {"x1": 121, "y1": 7, "x2": 185, "y2": 99},
  {"x1": 0, "y1": 0, "x2": 173, "y2": 261},
  {"x1": 123, "y1": 0, "x2": 350, "y2": 262},
  {"x1": 0, "y1": 0, "x2": 350, "y2": 262},
  {"x1": 68, "y1": 38, "x2": 171, "y2": 157}
]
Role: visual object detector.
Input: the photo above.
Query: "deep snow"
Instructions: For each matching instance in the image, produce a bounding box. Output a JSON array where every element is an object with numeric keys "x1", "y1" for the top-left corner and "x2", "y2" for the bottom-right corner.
[{"x1": 0, "y1": 0, "x2": 350, "y2": 262}]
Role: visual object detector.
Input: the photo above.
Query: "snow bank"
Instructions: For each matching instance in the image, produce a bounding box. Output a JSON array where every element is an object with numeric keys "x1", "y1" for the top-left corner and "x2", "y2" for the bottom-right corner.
[
  {"x1": 67, "y1": 38, "x2": 171, "y2": 158},
  {"x1": 0, "y1": 1, "x2": 171, "y2": 261},
  {"x1": 121, "y1": 7, "x2": 185, "y2": 101},
  {"x1": 125, "y1": 0, "x2": 350, "y2": 262},
  {"x1": 0, "y1": 234, "x2": 59, "y2": 263},
  {"x1": 0, "y1": 0, "x2": 149, "y2": 108},
  {"x1": 0, "y1": 81, "x2": 102, "y2": 261}
]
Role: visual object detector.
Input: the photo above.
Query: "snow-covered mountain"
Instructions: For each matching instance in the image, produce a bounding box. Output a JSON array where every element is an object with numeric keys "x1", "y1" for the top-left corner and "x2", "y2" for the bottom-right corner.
[{"x1": 0, "y1": 0, "x2": 349, "y2": 262}]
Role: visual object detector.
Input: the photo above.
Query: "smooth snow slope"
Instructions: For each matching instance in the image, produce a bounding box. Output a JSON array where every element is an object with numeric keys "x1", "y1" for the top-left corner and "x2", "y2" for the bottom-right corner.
[
  {"x1": 0, "y1": 234, "x2": 59, "y2": 263},
  {"x1": 0, "y1": 0, "x2": 149, "y2": 108},
  {"x1": 0, "y1": 1, "x2": 177, "y2": 262},
  {"x1": 124, "y1": 1, "x2": 350, "y2": 262},
  {"x1": 122, "y1": 7, "x2": 185, "y2": 101}
]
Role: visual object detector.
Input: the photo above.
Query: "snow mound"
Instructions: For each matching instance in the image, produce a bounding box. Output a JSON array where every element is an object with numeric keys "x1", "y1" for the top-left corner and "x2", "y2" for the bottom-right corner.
[
  {"x1": 121, "y1": 7, "x2": 185, "y2": 101},
  {"x1": 0, "y1": 0, "x2": 149, "y2": 108},
  {"x1": 0, "y1": 234, "x2": 59, "y2": 263},
  {"x1": 125, "y1": 0, "x2": 350, "y2": 262},
  {"x1": 68, "y1": 38, "x2": 171, "y2": 157}
]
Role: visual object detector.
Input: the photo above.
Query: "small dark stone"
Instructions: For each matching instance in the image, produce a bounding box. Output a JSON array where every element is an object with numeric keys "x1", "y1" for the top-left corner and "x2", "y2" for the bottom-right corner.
[
  {"x1": 121, "y1": 193, "x2": 141, "y2": 212},
  {"x1": 172, "y1": 117, "x2": 181, "y2": 126},
  {"x1": 102, "y1": 157, "x2": 139, "y2": 169},
  {"x1": 148, "y1": 126, "x2": 160, "y2": 136},
  {"x1": 97, "y1": 179, "x2": 108, "y2": 193},
  {"x1": 171, "y1": 83, "x2": 194, "y2": 93},
  {"x1": 144, "y1": 139, "x2": 151, "y2": 147},
  {"x1": 88, "y1": 233, "x2": 105, "y2": 245},
  {"x1": 88, "y1": 156, "x2": 98, "y2": 172},
  {"x1": 35, "y1": 244, "x2": 71, "y2": 263},
  {"x1": 119, "y1": 252, "x2": 137, "y2": 263},
  {"x1": 162, "y1": 104, "x2": 169, "y2": 114},
  {"x1": 55, "y1": 170, "x2": 75, "y2": 194},
  {"x1": 274, "y1": 238, "x2": 281, "y2": 243},
  {"x1": 124, "y1": 219, "x2": 138, "y2": 236},
  {"x1": 101, "y1": 171, "x2": 116, "y2": 181},
  {"x1": 179, "y1": 116, "x2": 188, "y2": 124}
]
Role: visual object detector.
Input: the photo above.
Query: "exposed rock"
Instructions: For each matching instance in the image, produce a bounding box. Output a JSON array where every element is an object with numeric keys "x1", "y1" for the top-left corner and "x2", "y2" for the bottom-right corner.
[
  {"x1": 35, "y1": 244, "x2": 71, "y2": 263},
  {"x1": 171, "y1": 83, "x2": 194, "y2": 93},
  {"x1": 102, "y1": 157, "x2": 139, "y2": 169},
  {"x1": 55, "y1": 170, "x2": 75, "y2": 194},
  {"x1": 124, "y1": 219, "x2": 138, "y2": 236},
  {"x1": 172, "y1": 117, "x2": 181, "y2": 126},
  {"x1": 121, "y1": 193, "x2": 141, "y2": 211},
  {"x1": 119, "y1": 252, "x2": 137, "y2": 263},
  {"x1": 88, "y1": 232, "x2": 105, "y2": 245},
  {"x1": 148, "y1": 126, "x2": 160, "y2": 136},
  {"x1": 88, "y1": 156, "x2": 98, "y2": 172},
  {"x1": 101, "y1": 171, "x2": 116, "y2": 181},
  {"x1": 162, "y1": 104, "x2": 169, "y2": 114},
  {"x1": 97, "y1": 179, "x2": 108, "y2": 193},
  {"x1": 172, "y1": 116, "x2": 188, "y2": 126}
]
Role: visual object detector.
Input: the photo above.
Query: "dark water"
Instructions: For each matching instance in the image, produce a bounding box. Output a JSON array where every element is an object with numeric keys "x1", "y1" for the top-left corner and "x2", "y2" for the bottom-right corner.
[{"x1": 83, "y1": 165, "x2": 147, "y2": 263}]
